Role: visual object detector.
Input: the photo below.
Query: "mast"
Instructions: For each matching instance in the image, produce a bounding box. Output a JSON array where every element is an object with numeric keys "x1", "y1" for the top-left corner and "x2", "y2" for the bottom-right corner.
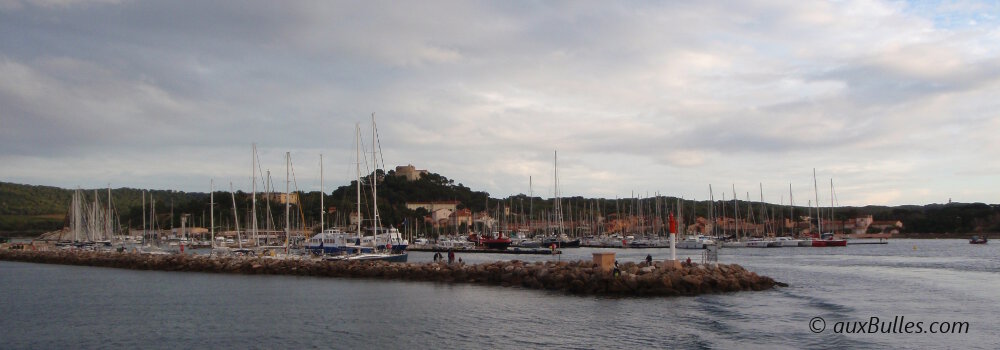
[
  {"x1": 732, "y1": 185, "x2": 739, "y2": 240},
  {"x1": 141, "y1": 190, "x2": 145, "y2": 245},
  {"x1": 150, "y1": 194, "x2": 156, "y2": 246},
  {"x1": 789, "y1": 183, "x2": 794, "y2": 237},
  {"x1": 830, "y1": 178, "x2": 835, "y2": 236},
  {"x1": 73, "y1": 189, "x2": 81, "y2": 242},
  {"x1": 210, "y1": 179, "x2": 214, "y2": 249},
  {"x1": 355, "y1": 122, "x2": 362, "y2": 245},
  {"x1": 529, "y1": 176, "x2": 533, "y2": 237},
  {"x1": 554, "y1": 150, "x2": 563, "y2": 237},
  {"x1": 371, "y1": 113, "x2": 380, "y2": 250},
  {"x1": 759, "y1": 183, "x2": 765, "y2": 237},
  {"x1": 709, "y1": 184, "x2": 715, "y2": 237},
  {"x1": 91, "y1": 189, "x2": 98, "y2": 241},
  {"x1": 320, "y1": 154, "x2": 324, "y2": 233},
  {"x1": 813, "y1": 168, "x2": 821, "y2": 235},
  {"x1": 107, "y1": 185, "x2": 112, "y2": 242},
  {"x1": 230, "y1": 182, "x2": 242, "y2": 249},
  {"x1": 285, "y1": 152, "x2": 291, "y2": 251},
  {"x1": 251, "y1": 143, "x2": 258, "y2": 247}
]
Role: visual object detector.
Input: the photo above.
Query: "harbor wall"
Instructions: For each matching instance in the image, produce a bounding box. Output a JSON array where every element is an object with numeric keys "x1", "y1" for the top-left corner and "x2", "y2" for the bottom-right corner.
[{"x1": 0, "y1": 250, "x2": 781, "y2": 297}]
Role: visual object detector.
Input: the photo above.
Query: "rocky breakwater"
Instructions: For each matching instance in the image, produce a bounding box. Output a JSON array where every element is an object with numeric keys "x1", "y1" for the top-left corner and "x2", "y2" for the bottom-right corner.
[{"x1": 0, "y1": 250, "x2": 783, "y2": 297}]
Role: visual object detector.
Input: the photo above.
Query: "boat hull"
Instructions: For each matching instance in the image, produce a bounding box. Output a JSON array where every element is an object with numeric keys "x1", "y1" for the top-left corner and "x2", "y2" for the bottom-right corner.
[
  {"x1": 339, "y1": 252, "x2": 409, "y2": 262},
  {"x1": 812, "y1": 239, "x2": 847, "y2": 247}
]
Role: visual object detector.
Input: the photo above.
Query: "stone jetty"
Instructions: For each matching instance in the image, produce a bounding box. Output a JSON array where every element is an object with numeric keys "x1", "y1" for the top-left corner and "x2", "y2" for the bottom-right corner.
[{"x1": 0, "y1": 250, "x2": 782, "y2": 296}]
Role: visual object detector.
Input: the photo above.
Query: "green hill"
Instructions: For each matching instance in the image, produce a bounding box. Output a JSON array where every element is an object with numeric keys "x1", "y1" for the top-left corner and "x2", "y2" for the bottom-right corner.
[{"x1": 2, "y1": 175, "x2": 1000, "y2": 238}]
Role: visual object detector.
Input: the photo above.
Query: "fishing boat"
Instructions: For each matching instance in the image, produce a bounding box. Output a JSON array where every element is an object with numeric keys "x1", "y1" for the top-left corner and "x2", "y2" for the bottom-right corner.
[
  {"x1": 970, "y1": 236, "x2": 988, "y2": 244},
  {"x1": 468, "y1": 232, "x2": 512, "y2": 250}
]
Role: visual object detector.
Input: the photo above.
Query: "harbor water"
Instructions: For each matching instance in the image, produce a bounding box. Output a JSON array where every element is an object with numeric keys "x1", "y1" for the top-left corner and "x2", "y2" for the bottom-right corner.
[{"x1": 1, "y1": 239, "x2": 997, "y2": 349}]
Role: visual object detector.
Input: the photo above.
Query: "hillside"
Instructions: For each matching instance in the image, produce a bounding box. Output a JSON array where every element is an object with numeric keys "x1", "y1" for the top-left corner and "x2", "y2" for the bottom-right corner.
[{"x1": 2, "y1": 176, "x2": 1000, "y2": 237}]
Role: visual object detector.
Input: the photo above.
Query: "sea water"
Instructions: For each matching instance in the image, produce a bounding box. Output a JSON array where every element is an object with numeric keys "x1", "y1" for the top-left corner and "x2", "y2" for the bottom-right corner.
[{"x1": 1, "y1": 239, "x2": 997, "y2": 349}]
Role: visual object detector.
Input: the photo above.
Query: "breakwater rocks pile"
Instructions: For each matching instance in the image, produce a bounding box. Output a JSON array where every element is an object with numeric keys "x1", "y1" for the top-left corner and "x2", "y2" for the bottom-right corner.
[{"x1": 0, "y1": 250, "x2": 782, "y2": 296}]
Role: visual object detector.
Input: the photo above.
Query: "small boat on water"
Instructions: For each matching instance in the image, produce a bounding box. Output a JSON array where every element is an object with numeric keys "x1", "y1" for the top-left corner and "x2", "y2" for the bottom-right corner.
[{"x1": 970, "y1": 236, "x2": 988, "y2": 244}]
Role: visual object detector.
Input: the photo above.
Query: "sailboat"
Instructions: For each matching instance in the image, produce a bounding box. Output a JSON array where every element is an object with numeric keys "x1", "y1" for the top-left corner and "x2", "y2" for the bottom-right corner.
[
  {"x1": 340, "y1": 114, "x2": 407, "y2": 262},
  {"x1": 541, "y1": 150, "x2": 580, "y2": 248},
  {"x1": 811, "y1": 169, "x2": 847, "y2": 247}
]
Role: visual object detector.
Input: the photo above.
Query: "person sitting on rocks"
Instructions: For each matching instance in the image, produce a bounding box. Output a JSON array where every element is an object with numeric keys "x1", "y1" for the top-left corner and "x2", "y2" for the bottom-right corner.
[{"x1": 645, "y1": 254, "x2": 653, "y2": 266}]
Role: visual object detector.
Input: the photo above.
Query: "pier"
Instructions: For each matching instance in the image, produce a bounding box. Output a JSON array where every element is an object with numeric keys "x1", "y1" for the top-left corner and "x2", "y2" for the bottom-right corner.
[
  {"x1": 0, "y1": 250, "x2": 781, "y2": 297},
  {"x1": 408, "y1": 247, "x2": 561, "y2": 255}
]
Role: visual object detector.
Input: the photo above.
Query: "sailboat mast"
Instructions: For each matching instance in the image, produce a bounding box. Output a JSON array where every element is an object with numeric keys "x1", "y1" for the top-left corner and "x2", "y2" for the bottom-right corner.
[
  {"x1": 372, "y1": 113, "x2": 380, "y2": 248},
  {"x1": 251, "y1": 143, "x2": 258, "y2": 247},
  {"x1": 355, "y1": 122, "x2": 362, "y2": 243},
  {"x1": 830, "y1": 178, "x2": 835, "y2": 236},
  {"x1": 529, "y1": 176, "x2": 533, "y2": 236},
  {"x1": 107, "y1": 185, "x2": 112, "y2": 242},
  {"x1": 554, "y1": 150, "x2": 563, "y2": 236},
  {"x1": 141, "y1": 190, "x2": 145, "y2": 245},
  {"x1": 709, "y1": 184, "x2": 715, "y2": 237},
  {"x1": 320, "y1": 154, "x2": 324, "y2": 232},
  {"x1": 230, "y1": 182, "x2": 242, "y2": 249},
  {"x1": 759, "y1": 183, "x2": 765, "y2": 236},
  {"x1": 285, "y1": 152, "x2": 291, "y2": 250},
  {"x1": 789, "y1": 183, "x2": 794, "y2": 237},
  {"x1": 210, "y1": 180, "x2": 214, "y2": 249},
  {"x1": 732, "y1": 185, "x2": 739, "y2": 240},
  {"x1": 813, "y1": 168, "x2": 821, "y2": 234}
]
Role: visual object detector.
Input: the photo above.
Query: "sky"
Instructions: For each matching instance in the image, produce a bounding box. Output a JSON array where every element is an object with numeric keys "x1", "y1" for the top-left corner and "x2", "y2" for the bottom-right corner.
[{"x1": 2, "y1": 0, "x2": 999, "y2": 207}]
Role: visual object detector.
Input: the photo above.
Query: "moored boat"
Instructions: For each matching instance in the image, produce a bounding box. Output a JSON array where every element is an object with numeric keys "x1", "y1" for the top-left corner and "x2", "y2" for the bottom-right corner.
[
  {"x1": 970, "y1": 236, "x2": 988, "y2": 244},
  {"x1": 775, "y1": 236, "x2": 805, "y2": 247},
  {"x1": 677, "y1": 235, "x2": 715, "y2": 249},
  {"x1": 469, "y1": 233, "x2": 512, "y2": 250}
]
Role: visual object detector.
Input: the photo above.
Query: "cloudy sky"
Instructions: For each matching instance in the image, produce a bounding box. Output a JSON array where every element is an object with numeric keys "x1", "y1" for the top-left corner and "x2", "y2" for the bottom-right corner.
[{"x1": 2, "y1": 0, "x2": 999, "y2": 206}]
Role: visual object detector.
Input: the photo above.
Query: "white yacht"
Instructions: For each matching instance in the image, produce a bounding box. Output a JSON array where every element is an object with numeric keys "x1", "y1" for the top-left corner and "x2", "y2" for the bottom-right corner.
[{"x1": 676, "y1": 235, "x2": 715, "y2": 249}]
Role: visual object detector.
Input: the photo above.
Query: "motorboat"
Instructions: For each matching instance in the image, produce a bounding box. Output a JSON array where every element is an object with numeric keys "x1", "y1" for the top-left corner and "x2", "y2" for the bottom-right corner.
[
  {"x1": 677, "y1": 235, "x2": 715, "y2": 249},
  {"x1": 468, "y1": 232, "x2": 512, "y2": 250},
  {"x1": 745, "y1": 238, "x2": 776, "y2": 248},
  {"x1": 970, "y1": 236, "x2": 988, "y2": 244},
  {"x1": 775, "y1": 236, "x2": 806, "y2": 247}
]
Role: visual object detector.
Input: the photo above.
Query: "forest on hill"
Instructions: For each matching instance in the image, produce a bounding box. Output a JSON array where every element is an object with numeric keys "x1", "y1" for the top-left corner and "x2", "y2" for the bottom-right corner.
[{"x1": 3, "y1": 172, "x2": 1000, "y2": 237}]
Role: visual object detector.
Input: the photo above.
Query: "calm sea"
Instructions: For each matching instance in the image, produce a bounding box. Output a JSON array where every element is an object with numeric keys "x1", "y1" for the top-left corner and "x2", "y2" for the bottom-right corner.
[{"x1": 1, "y1": 239, "x2": 997, "y2": 349}]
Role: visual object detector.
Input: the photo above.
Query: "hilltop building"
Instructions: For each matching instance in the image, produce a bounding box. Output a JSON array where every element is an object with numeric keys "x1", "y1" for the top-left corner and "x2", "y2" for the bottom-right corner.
[{"x1": 395, "y1": 164, "x2": 428, "y2": 181}]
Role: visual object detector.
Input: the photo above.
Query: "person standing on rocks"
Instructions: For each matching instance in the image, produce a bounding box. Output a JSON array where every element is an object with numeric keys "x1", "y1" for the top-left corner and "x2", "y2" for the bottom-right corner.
[
  {"x1": 613, "y1": 260, "x2": 621, "y2": 277},
  {"x1": 448, "y1": 249, "x2": 455, "y2": 264},
  {"x1": 645, "y1": 254, "x2": 653, "y2": 266}
]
